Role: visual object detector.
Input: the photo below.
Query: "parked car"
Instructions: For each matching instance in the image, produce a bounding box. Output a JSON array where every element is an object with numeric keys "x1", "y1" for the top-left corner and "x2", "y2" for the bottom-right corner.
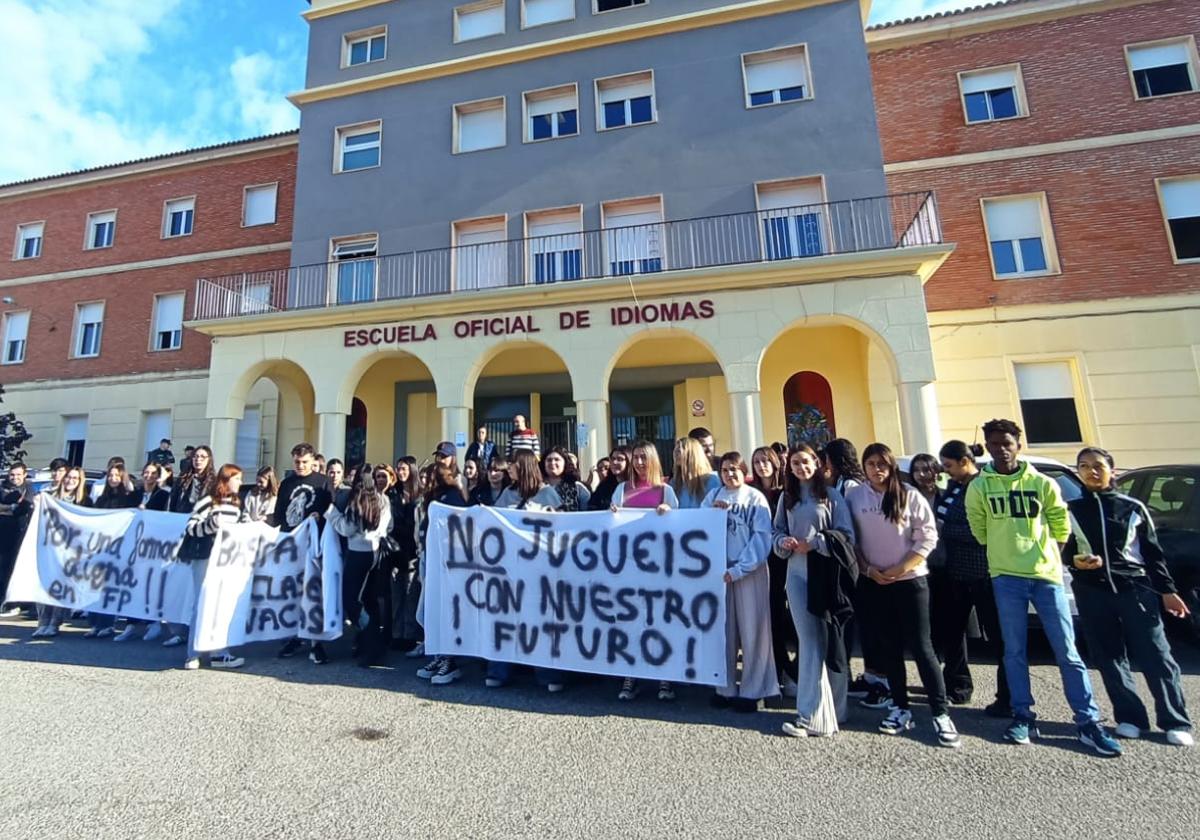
[{"x1": 1115, "y1": 465, "x2": 1200, "y2": 638}]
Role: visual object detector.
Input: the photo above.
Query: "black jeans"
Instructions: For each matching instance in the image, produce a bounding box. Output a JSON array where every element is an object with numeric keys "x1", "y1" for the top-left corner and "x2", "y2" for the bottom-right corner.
[
  {"x1": 768, "y1": 555, "x2": 798, "y2": 680},
  {"x1": 344, "y1": 550, "x2": 390, "y2": 656},
  {"x1": 860, "y1": 576, "x2": 947, "y2": 715},
  {"x1": 852, "y1": 576, "x2": 886, "y2": 675},
  {"x1": 935, "y1": 574, "x2": 1009, "y2": 705},
  {"x1": 1074, "y1": 581, "x2": 1191, "y2": 732}
]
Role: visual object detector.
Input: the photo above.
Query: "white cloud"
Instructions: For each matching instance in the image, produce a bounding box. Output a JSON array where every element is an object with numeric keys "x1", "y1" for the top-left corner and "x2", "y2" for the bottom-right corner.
[
  {"x1": 869, "y1": 0, "x2": 977, "y2": 25},
  {"x1": 231, "y1": 52, "x2": 301, "y2": 136}
]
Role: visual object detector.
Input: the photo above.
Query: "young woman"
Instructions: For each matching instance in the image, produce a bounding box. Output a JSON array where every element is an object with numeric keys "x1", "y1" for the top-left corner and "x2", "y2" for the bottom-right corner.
[
  {"x1": 908, "y1": 452, "x2": 956, "y2": 707},
  {"x1": 610, "y1": 441, "x2": 679, "y2": 702},
  {"x1": 31, "y1": 468, "x2": 89, "y2": 638},
  {"x1": 414, "y1": 465, "x2": 468, "y2": 686},
  {"x1": 542, "y1": 447, "x2": 591, "y2": 512},
  {"x1": 672, "y1": 437, "x2": 720, "y2": 510},
  {"x1": 588, "y1": 446, "x2": 630, "y2": 511},
  {"x1": 1067, "y1": 447, "x2": 1193, "y2": 747},
  {"x1": 137, "y1": 463, "x2": 171, "y2": 511},
  {"x1": 390, "y1": 456, "x2": 424, "y2": 656},
  {"x1": 751, "y1": 445, "x2": 797, "y2": 696},
  {"x1": 588, "y1": 457, "x2": 611, "y2": 492},
  {"x1": 180, "y1": 464, "x2": 247, "y2": 670},
  {"x1": 469, "y1": 457, "x2": 510, "y2": 506},
  {"x1": 244, "y1": 466, "x2": 279, "y2": 523},
  {"x1": 935, "y1": 442, "x2": 1009, "y2": 716},
  {"x1": 847, "y1": 443, "x2": 959, "y2": 747},
  {"x1": 463, "y1": 457, "x2": 483, "y2": 498},
  {"x1": 327, "y1": 469, "x2": 393, "y2": 666},
  {"x1": 773, "y1": 445, "x2": 856, "y2": 737},
  {"x1": 84, "y1": 463, "x2": 140, "y2": 639},
  {"x1": 170, "y1": 445, "x2": 215, "y2": 514},
  {"x1": 703, "y1": 452, "x2": 776, "y2": 712}
]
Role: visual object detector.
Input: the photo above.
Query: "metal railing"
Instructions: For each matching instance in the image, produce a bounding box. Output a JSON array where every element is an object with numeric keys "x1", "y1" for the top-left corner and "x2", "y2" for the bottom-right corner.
[{"x1": 191, "y1": 191, "x2": 940, "y2": 321}]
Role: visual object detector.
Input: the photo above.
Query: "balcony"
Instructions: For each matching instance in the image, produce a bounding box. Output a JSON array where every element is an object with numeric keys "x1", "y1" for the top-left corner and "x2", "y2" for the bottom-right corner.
[{"x1": 191, "y1": 191, "x2": 941, "y2": 322}]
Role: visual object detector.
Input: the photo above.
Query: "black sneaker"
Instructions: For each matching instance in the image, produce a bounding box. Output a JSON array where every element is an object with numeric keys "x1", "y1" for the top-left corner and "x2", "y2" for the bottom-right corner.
[
  {"x1": 308, "y1": 642, "x2": 329, "y2": 665},
  {"x1": 847, "y1": 675, "x2": 872, "y2": 697},
  {"x1": 859, "y1": 685, "x2": 894, "y2": 709},
  {"x1": 278, "y1": 638, "x2": 303, "y2": 658}
]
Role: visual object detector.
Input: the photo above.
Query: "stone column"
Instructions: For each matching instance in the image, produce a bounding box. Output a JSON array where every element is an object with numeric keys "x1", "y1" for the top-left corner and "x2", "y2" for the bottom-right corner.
[
  {"x1": 317, "y1": 412, "x2": 347, "y2": 465},
  {"x1": 574, "y1": 398, "x2": 611, "y2": 473},
  {"x1": 897, "y1": 380, "x2": 943, "y2": 455},
  {"x1": 727, "y1": 390, "x2": 763, "y2": 457},
  {"x1": 208, "y1": 417, "x2": 239, "y2": 466}
]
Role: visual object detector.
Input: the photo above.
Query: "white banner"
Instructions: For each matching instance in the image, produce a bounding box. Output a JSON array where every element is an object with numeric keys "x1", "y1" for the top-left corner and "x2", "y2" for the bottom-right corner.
[
  {"x1": 7, "y1": 496, "x2": 194, "y2": 623},
  {"x1": 424, "y1": 503, "x2": 728, "y2": 685},
  {"x1": 192, "y1": 518, "x2": 343, "y2": 652}
]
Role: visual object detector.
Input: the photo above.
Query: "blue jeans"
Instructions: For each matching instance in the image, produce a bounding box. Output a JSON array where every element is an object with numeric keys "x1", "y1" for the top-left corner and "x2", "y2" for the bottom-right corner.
[
  {"x1": 486, "y1": 660, "x2": 565, "y2": 687},
  {"x1": 992, "y1": 574, "x2": 1099, "y2": 725}
]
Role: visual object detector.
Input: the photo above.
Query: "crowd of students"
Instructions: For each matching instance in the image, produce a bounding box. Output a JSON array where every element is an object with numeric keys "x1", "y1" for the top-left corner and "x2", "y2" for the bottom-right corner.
[{"x1": 0, "y1": 416, "x2": 1193, "y2": 755}]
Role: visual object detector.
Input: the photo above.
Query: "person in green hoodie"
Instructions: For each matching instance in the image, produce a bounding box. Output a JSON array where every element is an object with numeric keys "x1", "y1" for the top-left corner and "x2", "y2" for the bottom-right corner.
[{"x1": 965, "y1": 418, "x2": 1122, "y2": 757}]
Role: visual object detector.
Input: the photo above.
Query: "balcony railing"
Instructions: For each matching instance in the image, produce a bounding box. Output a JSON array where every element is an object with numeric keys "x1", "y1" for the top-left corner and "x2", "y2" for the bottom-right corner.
[{"x1": 191, "y1": 191, "x2": 940, "y2": 322}]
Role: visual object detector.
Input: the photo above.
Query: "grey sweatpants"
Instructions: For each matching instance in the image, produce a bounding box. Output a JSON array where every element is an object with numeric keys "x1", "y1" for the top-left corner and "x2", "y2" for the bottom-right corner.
[
  {"x1": 785, "y1": 555, "x2": 846, "y2": 735},
  {"x1": 718, "y1": 563, "x2": 778, "y2": 700}
]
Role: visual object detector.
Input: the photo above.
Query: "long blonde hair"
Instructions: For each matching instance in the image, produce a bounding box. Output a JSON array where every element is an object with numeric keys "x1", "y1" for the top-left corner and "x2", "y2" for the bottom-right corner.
[
  {"x1": 672, "y1": 437, "x2": 714, "y2": 501},
  {"x1": 629, "y1": 440, "x2": 665, "y2": 488},
  {"x1": 55, "y1": 467, "x2": 88, "y2": 505}
]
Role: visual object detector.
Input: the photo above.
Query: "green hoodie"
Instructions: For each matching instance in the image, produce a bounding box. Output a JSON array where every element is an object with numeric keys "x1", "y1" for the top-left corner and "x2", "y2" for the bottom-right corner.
[{"x1": 964, "y1": 461, "x2": 1069, "y2": 583}]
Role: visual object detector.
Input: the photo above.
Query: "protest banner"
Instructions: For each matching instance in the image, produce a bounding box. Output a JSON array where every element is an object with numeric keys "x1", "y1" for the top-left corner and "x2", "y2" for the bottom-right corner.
[
  {"x1": 192, "y1": 517, "x2": 343, "y2": 651},
  {"x1": 424, "y1": 503, "x2": 728, "y2": 685},
  {"x1": 7, "y1": 496, "x2": 195, "y2": 623}
]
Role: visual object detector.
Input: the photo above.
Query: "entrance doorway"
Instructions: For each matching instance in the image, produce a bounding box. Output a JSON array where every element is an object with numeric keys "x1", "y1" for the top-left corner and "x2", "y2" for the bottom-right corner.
[
  {"x1": 610, "y1": 387, "x2": 676, "y2": 471},
  {"x1": 783, "y1": 371, "x2": 835, "y2": 448}
]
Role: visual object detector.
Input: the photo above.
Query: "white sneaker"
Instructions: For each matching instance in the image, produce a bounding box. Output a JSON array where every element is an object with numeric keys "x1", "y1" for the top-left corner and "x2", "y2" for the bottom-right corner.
[
  {"x1": 781, "y1": 718, "x2": 810, "y2": 738},
  {"x1": 210, "y1": 653, "x2": 245, "y2": 669},
  {"x1": 43, "y1": 626, "x2": 59, "y2": 638},
  {"x1": 94, "y1": 626, "x2": 115, "y2": 639},
  {"x1": 183, "y1": 658, "x2": 201, "y2": 671},
  {"x1": 405, "y1": 641, "x2": 426, "y2": 659},
  {"x1": 1167, "y1": 729, "x2": 1195, "y2": 747},
  {"x1": 1114, "y1": 723, "x2": 1142, "y2": 739},
  {"x1": 878, "y1": 707, "x2": 914, "y2": 735},
  {"x1": 430, "y1": 657, "x2": 461, "y2": 685},
  {"x1": 546, "y1": 682, "x2": 565, "y2": 693},
  {"x1": 933, "y1": 714, "x2": 962, "y2": 748},
  {"x1": 113, "y1": 626, "x2": 140, "y2": 643},
  {"x1": 143, "y1": 623, "x2": 164, "y2": 642},
  {"x1": 416, "y1": 656, "x2": 442, "y2": 679},
  {"x1": 162, "y1": 634, "x2": 185, "y2": 648},
  {"x1": 781, "y1": 673, "x2": 799, "y2": 699}
]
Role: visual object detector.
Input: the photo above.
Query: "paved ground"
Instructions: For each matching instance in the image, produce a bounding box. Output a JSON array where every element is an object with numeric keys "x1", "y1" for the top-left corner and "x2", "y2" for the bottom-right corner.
[{"x1": 2, "y1": 618, "x2": 1199, "y2": 839}]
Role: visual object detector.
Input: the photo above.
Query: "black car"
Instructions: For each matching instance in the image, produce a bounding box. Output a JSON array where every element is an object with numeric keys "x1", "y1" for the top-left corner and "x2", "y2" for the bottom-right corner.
[{"x1": 1115, "y1": 465, "x2": 1200, "y2": 637}]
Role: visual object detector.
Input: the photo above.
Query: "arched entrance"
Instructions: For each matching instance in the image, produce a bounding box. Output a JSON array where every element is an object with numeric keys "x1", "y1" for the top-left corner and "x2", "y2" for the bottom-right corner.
[
  {"x1": 467, "y1": 341, "x2": 574, "y2": 458},
  {"x1": 345, "y1": 352, "x2": 437, "y2": 465},
  {"x1": 782, "y1": 371, "x2": 836, "y2": 448},
  {"x1": 222, "y1": 359, "x2": 317, "y2": 475}
]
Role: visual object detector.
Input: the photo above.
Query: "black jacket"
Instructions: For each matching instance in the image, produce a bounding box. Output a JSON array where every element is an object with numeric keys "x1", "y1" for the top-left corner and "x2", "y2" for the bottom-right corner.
[
  {"x1": 806, "y1": 529, "x2": 859, "y2": 626},
  {"x1": 94, "y1": 487, "x2": 141, "y2": 510},
  {"x1": 140, "y1": 487, "x2": 171, "y2": 512},
  {"x1": 588, "y1": 475, "x2": 620, "y2": 511},
  {"x1": 0, "y1": 481, "x2": 33, "y2": 546},
  {"x1": 1065, "y1": 488, "x2": 1176, "y2": 594}
]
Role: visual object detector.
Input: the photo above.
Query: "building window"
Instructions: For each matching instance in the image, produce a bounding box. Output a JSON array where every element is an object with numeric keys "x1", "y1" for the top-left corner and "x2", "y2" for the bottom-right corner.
[
  {"x1": 73, "y1": 301, "x2": 104, "y2": 358},
  {"x1": 595, "y1": 0, "x2": 646, "y2": 13},
  {"x1": 243, "y1": 183, "x2": 278, "y2": 227},
  {"x1": 602, "y1": 197, "x2": 664, "y2": 276},
  {"x1": 1158, "y1": 176, "x2": 1200, "y2": 262},
  {"x1": 742, "y1": 45, "x2": 811, "y2": 108},
  {"x1": 756, "y1": 178, "x2": 827, "y2": 260},
  {"x1": 1126, "y1": 37, "x2": 1199, "y2": 99},
  {"x1": 152, "y1": 293, "x2": 185, "y2": 351},
  {"x1": 344, "y1": 27, "x2": 386, "y2": 67},
  {"x1": 454, "y1": 97, "x2": 506, "y2": 153},
  {"x1": 455, "y1": 0, "x2": 505, "y2": 42},
  {"x1": 596, "y1": 71, "x2": 655, "y2": 131},
  {"x1": 142, "y1": 410, "x2": 172, "y2": 464},
  {"x1": 15, "y1": 222, "x2": 43, "y2": 260},
  {"x1": 524, "y1": 85, "x2": 578, "y2": 142},
  {"x1": 453, "y1": 216, "x2": 509, "y2": 290},
  {"x1": 241, "y1": 283, "x2": 273, "y2": 315},
  {"x1": 337, "y1": 121, "x2": 382, "y2": 172},
  {"x1": 959, "y1": 64, "x2": 1026, "y2": 123},
  {"x1": 1014, "y1": 361, "x2": 1083, "y2": 445},
  {"x1": 523, "y1": 0, "x2": 573, "y2": 27},
  {"x1": 331, "y1": 236, "x2": 378, "y2": 304},
  {"x1": 2, "y1": 311, "x2": 29, "y2": 364},
  {"x1": 981, "y1": 194, "x2": 1057, "y2": 278},
  {"x1": 526, "y1": 207, "x2": 583, "y2": 284},
  {"x1": 86, "y1": 211, "x2": 116, "y2": 250},
  {"x1": 63, "y1": 415, "x2": 88, "y2": 466},
  {"x1": 163, "y1": 198, "x2": 195, "y2": 238}
]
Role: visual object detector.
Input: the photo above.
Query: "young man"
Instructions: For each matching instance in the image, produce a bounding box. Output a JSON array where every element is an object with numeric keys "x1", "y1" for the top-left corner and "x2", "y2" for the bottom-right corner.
[
  {"x1": 326, "y1": 458, "x2": 350, "y2": 512},
  {"x1": 465, "y1": 426, "x2": 496, "y2": 467},
  {"x1": 965, "y1": 418, "x2": 1122, "y2": 757},
  {"x1": 433, "y1": 442, "x2": 468, "y2": 495},
  {"x1": 180, "y1": 445, "x2": 196, "y2": 476},
  {"x1": 506, "y1": 415, "x2": 540, "y2": 460},
  {"x1": 148, "y1": 439, "x2": 175, "y2": 469},
  {"x1": 272, "y1": 443, "x2": 333, "y2": 664},
  {"x1": 688, "y1": 427, "x2": 717, "y2": 469},
  {"x1": 0, "y1": 462, "x2": 33, "y2": 618}
]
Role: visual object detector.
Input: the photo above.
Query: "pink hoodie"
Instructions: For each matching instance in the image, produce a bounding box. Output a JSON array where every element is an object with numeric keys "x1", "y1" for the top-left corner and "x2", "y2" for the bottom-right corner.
[{"x1": 845, "y1": 483, "x2": 938, "y2": 581}]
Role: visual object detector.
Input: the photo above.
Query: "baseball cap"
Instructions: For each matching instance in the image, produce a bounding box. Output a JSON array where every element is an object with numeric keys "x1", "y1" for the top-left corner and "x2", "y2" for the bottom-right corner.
[{"x1": 434, "y1": 441, "x2": 456, "y2": 458}]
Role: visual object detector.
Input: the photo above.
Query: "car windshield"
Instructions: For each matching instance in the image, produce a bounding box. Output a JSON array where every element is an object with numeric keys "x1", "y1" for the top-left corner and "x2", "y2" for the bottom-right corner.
[
  {"x1": 1118, "y1": 471, "x2": 1198, "y2": 532},
  {"x1": 1041, "y1": 468, "x2": 1083, "y2": 502}
]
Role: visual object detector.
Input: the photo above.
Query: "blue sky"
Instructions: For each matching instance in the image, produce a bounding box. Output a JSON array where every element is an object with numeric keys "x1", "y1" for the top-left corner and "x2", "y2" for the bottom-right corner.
[{"x1": 0, "y1": 0, "x2": 968, "y2": 185}]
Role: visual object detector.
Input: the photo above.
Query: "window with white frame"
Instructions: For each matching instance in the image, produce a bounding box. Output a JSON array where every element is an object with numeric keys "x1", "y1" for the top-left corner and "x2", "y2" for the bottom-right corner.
[
  {"x1": 455, "y1": 97, "x2": 506, "y2": 153},
  {"x1": 1159, "y1": 176, "x2": 1200, "y2": 261},
  {"x1": 2, "y1": 311, "x2": 29, "y2": 364},
  {"x1": 523, "y1": 0, "x2": 573, "y2": 27},
  {"x1": 142, "y1": 410, "x2": 172, "y2": 463},
  {"x1": 960, "y1": 65, "x2": 1024, "y2": 123},
  {"x1": 86, "y1": 211, "x2": 115, "y2": 249},
  {"x1": 152, "y1": 293, "x2": 184, "y2": 351},
  {"x1": 236, "y1": 407, "x2": 263, "y2": 471},
  {"x1": 743, "y1": 46, "x2": 810, "y2": 108},
  {"x1": 1014, "y1": 361, "x2": 1083, "y2": 445},
  {"x1": 63, "y1": 415, "x2": 88, "y2": 466},
  {"x1": 454, "y1": 217, "x2": 509, "y2": 290},
  {"x1": 337, "y1": 122, "x2": 382, "y2": 172},
  {"x1": 1127, "y1": 37, "x2": 1198, "y2": 99},
  {"x1": 524, "y1": 85, "x2": 578, "y2": 142},
  {"x1": 163, "y1": 198, "x2": 194, "y2": 238},
  {"x1": 73, "y1": 301, "x2": 104, "y2": 358},
  {"x1": 455, "y1": 0, "x2": 505, "y2": 42},
  {"x1": 756, "y1": 179, "x2": 827, "y2": 260},
  {"x1": 595, "y1": 0, "x2": 646, "y2": 12},
  {"x1": 15, "y1": 222, "x2": 42, "y2": 260},
  {"x1": 331, "y1": 236, "x2": 378, "y2": 304},
  {"x1": 243, "y1": 184, "x2": 278, "y2": 227},
  {"x1": 345, "y1": 27, "x2": 386, "y2": 67},
  {"x1": 596, "y1": 71, "x2": 655, "y2": 130},
  {"x1": 602, "y1": 197, "x2": 664, "y2": 276},
  {"x1": 526, "y1": 207, "x2": 583, "y2": 284},
  {"x1": 982, "y1": 195, "x2": 1056, "y2": 278}
]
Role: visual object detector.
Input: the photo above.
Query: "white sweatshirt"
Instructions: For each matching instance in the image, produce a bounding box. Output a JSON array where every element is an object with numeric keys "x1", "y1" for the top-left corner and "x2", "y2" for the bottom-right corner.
[
  {"x1": 701, "y1": 483, "x2": 772, "y2": 582},
  {"x1": 326, "y1": 493, "x2": 393, "y2": 553}
]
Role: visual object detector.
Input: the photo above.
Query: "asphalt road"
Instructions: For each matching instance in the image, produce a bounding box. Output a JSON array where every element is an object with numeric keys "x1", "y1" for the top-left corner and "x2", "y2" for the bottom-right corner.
[{"x1": 2, "y1": 618, "x2": 1199, "y2": 839}]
